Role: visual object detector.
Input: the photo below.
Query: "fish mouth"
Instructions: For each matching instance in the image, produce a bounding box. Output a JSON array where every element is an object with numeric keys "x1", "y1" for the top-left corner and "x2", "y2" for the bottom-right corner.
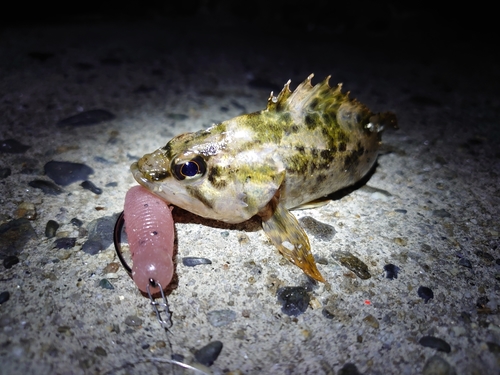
[{"x1": 130, "y1": 161, "x2": 161, "y2": 193}]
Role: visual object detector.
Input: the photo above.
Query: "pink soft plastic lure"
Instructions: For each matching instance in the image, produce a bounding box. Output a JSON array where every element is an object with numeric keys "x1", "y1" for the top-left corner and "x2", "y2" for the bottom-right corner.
[{"x1": 121, "y1": 185, "x2": 175, "y2": 294}]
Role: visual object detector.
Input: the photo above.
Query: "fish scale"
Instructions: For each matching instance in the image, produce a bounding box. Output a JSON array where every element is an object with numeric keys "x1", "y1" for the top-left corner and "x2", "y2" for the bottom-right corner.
[{"x1": 132, "y1": 74, "x2": 397, "y2": 282}]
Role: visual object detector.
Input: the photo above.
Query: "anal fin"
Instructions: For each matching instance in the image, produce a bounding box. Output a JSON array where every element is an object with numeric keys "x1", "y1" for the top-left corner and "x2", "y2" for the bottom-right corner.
[{"x1": 260, "y1": 198, "x2": 325, "y2": 282}]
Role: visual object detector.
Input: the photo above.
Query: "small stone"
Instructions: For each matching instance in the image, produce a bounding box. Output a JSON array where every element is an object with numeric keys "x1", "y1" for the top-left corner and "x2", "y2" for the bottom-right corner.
[
  {"x1": 94, "y1": 346, "x2": 107, "y2": 356},
  {"x1": 0, "y1": 218, "x2": 36, "y2": 258},
  {"x1": 182, "y1": 257, "x2": 212, "y2": 267},
  {"x1": 44, "y1": 161, "x2": 94, "y2": 186},
  {"x1": 166, "y1": 113, "x2": 189, "y2": 121},
  {"x1": 486, "y1": 342, "x2": 500, "y2": 354},
  {"x1": 0, "y1": 139, "x2": 30, "y2": 153},
  {"x1": 0, "y1": 167, "x2": 11, "y2": 179},
  {"x1": 236, "y1": 233, "x2": 250, "y2": 244},
  {"x1": 220, "y1": 231, "x2": 229, "y2": 238},
  {"x1": 99, "y1": 279, "x2": 114, "y2": 290},
  {"x1": 81, "y1": 180, "x2": 102, "y2": 195},
  {"x1": 475, "y1": 250, "x2": 494, "y2": 262},
  {"x1": 322, "y1": 308, "x2": 335, "y2": 319},
  {"x1": 194, "y1": 341, "x2": 223, "y2": 366},
  {"x1": 81, "y1": 213, "x2": 119, "y2": 255},
  {"x1": 393, "y1": 237, "x2": 408, "y2": 246},
  {"x1": 124, "y1": 315, "x2": 143, "y2": 327},
  {"x1": 476, "y1": 296, "x2": 489, "y2": 309},
  {"x1": 299, "y1": 216, "x2": 336, "y2": 241},
  {"x1": 276, "y1": 286, "x2": 310, "y2": 316},
  {"x1": 70, "y1": 218, "x2": 83, "y2": 227},
  {"x1": 418, "y1": 286, "x2": 434, "y2": 303},
  {"x1": 15, "y1": 202, "x2": 36, "y2": 220},
  {"x1": 207, "y1": 309, "x2": 237, "y2": 327},
  {"x1": 0, "y1": 291, "x2": 10, "y2": 304},
  {"x1": 53, "y1": 237, "x2": 76, "y2": 249},
  {"x1": 422, "y1": 355, "x2": 456, "y2": 375},
  {"x1": 458, "y1": 258, "x2": 472, "y2": 268},
  {"x1": 363, "y1": 314, "x2": 379, "y2": 329},
  {"x1": 433, "y1": 209, "x2": 451, "y2": 218},
  {"x1": 57, "y1": 109, "x2": 115, "y2": 127},
  {"x1": 332, "y1": 251, "x2": 371, "y2": 279},
  {"x1": 3, "y1": 255, "x2": 19, "y2": 269},
  {"x1": 384, "y1": 264, "x2": 400, "y2": 279},
  {"x1": 28, "y1": 179, "x2": 64, "y2": 195},
  {"x1": 45, "y1": 220, "x2": 59, "y2": 238},
  {"x1": 103, "y1": 262, "x2": 120, "y2": 274},
  {"x1": 57, "y1": 250, "x2": 72, "y2": 260},
  {"x1": 338, "y1": 363, "x2": 361, "y2": 375},
  {"x1": 419, "y1": 336, "x2": 451, "y2": 353}
]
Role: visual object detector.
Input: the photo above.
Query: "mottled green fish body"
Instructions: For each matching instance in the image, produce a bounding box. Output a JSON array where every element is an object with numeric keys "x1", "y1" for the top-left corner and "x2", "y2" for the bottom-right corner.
[{"x1": 132, "y1": 74, "x2": 397, "y2": 282}]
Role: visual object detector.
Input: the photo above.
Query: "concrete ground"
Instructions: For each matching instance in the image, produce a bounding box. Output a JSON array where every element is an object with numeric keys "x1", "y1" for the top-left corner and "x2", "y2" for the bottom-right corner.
[{"x1": 1, "y1": 5, "x2": 499, "y2": 375}]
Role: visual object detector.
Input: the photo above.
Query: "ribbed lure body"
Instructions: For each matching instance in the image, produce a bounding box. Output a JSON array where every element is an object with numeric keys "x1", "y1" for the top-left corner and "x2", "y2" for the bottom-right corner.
[{"x1": 124, "y1": 185, "x2": 175, "y2": 293}]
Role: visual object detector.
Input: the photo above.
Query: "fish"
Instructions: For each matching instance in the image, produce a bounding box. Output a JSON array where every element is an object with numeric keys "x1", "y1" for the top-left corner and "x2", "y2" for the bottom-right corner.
[{"x1": 131, "y1": 74, "x2": 397, "y2": 282}]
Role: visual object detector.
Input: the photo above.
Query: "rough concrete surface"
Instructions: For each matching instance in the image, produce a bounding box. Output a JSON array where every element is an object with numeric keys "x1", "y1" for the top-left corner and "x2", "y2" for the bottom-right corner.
[{"x1": 0, "y1": 6, "x2": 499, "y2": 375}]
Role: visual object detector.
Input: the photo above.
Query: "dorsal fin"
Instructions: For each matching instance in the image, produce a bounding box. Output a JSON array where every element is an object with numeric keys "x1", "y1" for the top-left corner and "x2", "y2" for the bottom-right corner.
[{"x1": 265, "y1": 73, "x2": 345, "y2": 114}]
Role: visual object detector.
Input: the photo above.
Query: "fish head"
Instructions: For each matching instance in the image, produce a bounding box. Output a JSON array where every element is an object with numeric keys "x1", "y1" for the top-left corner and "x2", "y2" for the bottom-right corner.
[{"x1": 131, "y1": 124, "x2": 286, "y2": 223}]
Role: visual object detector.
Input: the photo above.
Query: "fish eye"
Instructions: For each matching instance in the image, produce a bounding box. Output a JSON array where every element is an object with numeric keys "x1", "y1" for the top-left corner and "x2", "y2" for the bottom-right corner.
[{"x1": 172, "y1": 155, "x2": 206, "y2": 180}]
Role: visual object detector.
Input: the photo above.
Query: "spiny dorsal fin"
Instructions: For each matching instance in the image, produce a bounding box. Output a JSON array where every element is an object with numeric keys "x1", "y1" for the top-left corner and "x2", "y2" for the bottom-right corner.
[{"x1": 266, "y1": 73, "x2": 348, "y2": 114}]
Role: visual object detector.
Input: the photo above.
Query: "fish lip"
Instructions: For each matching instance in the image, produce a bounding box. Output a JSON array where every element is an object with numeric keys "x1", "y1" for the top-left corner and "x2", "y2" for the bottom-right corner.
[{"x1": 130, "y1": 162, "x2": 160, "y2": 192}]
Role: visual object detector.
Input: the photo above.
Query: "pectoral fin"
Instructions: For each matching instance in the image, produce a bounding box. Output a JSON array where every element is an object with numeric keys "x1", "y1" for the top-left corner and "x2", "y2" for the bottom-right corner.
[{"x1": 260, "y1": 198, "x2": 325, "y2": 282}]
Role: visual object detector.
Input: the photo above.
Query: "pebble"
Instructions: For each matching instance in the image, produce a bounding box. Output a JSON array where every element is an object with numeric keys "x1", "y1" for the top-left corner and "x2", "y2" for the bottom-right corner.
[
  {"x1": 81, "y1": 180, "x2": 102, "y2": 194},
  {"x1": 418, "y1": 286, "x2": 434, "y2": 303},
  {"x1": 338, "y1": 363, "x2": 361, "y2": 375},
  {"x1": 276, "y1": 286, "x2": 310, "y2": 316},
  {"x1": 458, "y1": 257, "x2": 472, "y2": 268},
  {"x1": 0, "y1": 168, "x2": 11, "y2": 179},
  {"x1": 384, "y1": 264, "x2": 400, "y2": 279},
  {"x1": 332, "y1": 251, "x2": 371, "y2": 279},
  {"x1": 298, "y1": 216, "x2": 336, "y2": 240},
  {"x1": 0, "y1": 291, "x2": 10, "y2": 304},
  {"x1": 0, "y1": 139, "x2": 30, "y2": 153},
  {"x1": 321, "y1": 307, "x2": 335, "y2": 319},
  {"x1": 0, "y1": 218, "x2": 36, "y2": 258},
  {"x1": 70, "y1": 218, "x2": 83, "y2": 227},
  {"x1": 53, "y1": 237, "x2": 76, "y2": 249},
  {"x1": 194, "y1": 341, "x2": 223, "y2": 366},
  {"x1": 99, "y1": 279, "x2": 114, "y2": 290},
  {"x1": 486, "y1": 342, "x2": 500, "y2": 354},
  {"x1": 432, "y1": 209, "x2": 451, "y2": 218},
  {"x1": 81, "y1": 214, "x2": 119, "y2": 255},
  {"x1": 28, "y1": 179, "x2": 64, "y2": 195},
  {"x1": 45, "y1": 220, "x2": 59, "y2": 238},
  {"x1": 124, "y1": 315, "x2": 143, "y2": 327},
  {"x1": 419, "y1": 336, "x2": 451, "y2": 353},
  {"x1": 167, "y1": 113, "x2": 189, "y2": 120},
  {"x1": 44, "y1": 161, "x2": 94, "y2": 186},
  {"x1": 182, "y1": 257, "x2": 212, "y2": 267},
  {"x1": 363, "y1": 314, "x2": 379, "y2": 329},
  {"x1": 15, "y1": 202, "x2": 36, "y2": 220},
  {"x1": 475, "y1": 250, "x2": 494, "y2": 262},
  {"x1": 476, "y1": 296, "x2": 489, "y2": 309},
  {"x1": 3, "y1": 255, "x2": 19, "y2": 269},
  {"x1": 103, "y1": 262, "x2": 120, "y2": 274},
  {"x1": 207, "y1": 309, "x2": 237, "y2": 327},
  {"x1": 422, "y1": 355, "x2": 456, "y2": 375},
  {"x1": 94, "y1": 346, "x2": 107, "y2": 357},
  {"x1": 57, "y1": 109, "x2": 115, "y2": 127}
]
